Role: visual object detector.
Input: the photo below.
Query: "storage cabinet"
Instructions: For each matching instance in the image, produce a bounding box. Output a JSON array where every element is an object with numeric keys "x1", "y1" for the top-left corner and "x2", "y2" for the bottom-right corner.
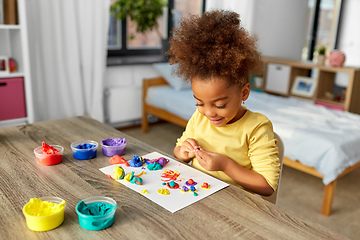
[
  {"x1": 0, "y1": 77, "x2": 26, "y2": 121},
  {"x1": 262, "y1": 57, "x2": 360, "y2": 115},
  {"x1": 0, "y1": 0, "x2": 33, "y2": 127},
  {"x1": 265, "y1": 64, "x2": 291, "y2": 95}
]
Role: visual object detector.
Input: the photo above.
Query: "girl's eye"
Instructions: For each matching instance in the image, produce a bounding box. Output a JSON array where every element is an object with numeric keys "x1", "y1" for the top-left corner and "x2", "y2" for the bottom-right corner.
[
  {"x1": 195, "y1": 103, "x2": 203, "y2": 107},
  {"x1": 216, "y1": 104, "x2": 226, "y2": 109}
]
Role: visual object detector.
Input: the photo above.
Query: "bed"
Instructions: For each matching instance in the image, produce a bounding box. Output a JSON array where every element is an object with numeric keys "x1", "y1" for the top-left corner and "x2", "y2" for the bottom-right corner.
[{"x1": 142, "y1": 73, "x2": 360, "y2": 216}]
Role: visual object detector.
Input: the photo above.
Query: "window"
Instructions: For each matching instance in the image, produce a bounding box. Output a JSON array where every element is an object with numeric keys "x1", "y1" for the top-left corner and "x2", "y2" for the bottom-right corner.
[
  {"x1": 302, "y1": 0, "x2": 343, "y2": 61},
  {"x1": 107, "y1": 0, "x2": 206, "y2": 59}
]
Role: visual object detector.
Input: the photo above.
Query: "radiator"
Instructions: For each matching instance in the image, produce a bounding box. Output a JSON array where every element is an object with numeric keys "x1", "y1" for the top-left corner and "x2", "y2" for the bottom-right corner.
[{"x1": 105, "y1": 87, "x2": 142, "y2": 124}]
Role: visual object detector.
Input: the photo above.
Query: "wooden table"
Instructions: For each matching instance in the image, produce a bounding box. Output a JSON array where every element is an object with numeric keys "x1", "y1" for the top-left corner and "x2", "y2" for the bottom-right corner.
[{"x1": 0, "y1": 116, "x2": 347, "y2": 239}]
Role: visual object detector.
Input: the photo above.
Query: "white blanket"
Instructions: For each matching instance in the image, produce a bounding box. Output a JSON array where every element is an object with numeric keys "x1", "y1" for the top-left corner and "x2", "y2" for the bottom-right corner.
[{"x1": 246, "y1": 91, "x2": 360, "y2": 185}]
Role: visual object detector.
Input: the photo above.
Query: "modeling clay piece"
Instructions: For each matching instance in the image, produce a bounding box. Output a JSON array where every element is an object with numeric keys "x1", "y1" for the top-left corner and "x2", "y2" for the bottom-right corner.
[
  {"x1": 161, "y1": 170, "x2": 180, "y2": 182},
  {"x1": 124, "y1": 173, "x2": 133, "y2": 182},
  {"x1": 129, "y1": 155, "x2": 148, "y2": 167},
  {"x1": 134, "y1": 171, "x2": 146, "y2": 177},
  {"x1": 113, "y1": 166, "x2": 125, "y2": 180},
  {"x1": 24, "y1": 198, "x2": 65, "y2": 217},
  {"x1": 166, "y1": 180, "x2": 180, "y2": 189},
  {"x1": 147, "y1": 157, "x2": 170, "y2": 171},
  {"x1": 109, "y1": 155, "x2": 129, "y2": 166},
  {"x1": 190, "y1": 186, "x2": 197, "y2": 193},
  {"x1": 130, "y1": 176, "x2": 143, "y2": 185},
  {"x1": 181, "y1": 186, "x2": 189, "y2": 192},
  {"x1": 147, "y1": 162, "x2": 162, "y2": 171},
  {"x1": 124, "y1": 171, "x2": 143, "y2": 185},
  {"x1": 185, "y1": 179, "x2": 197, "y2": 186},
  {"x1": 158, "y1": 189, "x2": 170, "y2": 195},
  {"x1": 141, "y1": 189, "x2": 149, "y2": 194},
  {"x1": 201, "y1": 182, "x2": 210, "y2": 189},
  {"x1": 190, "y1": 186, "x2": 198, "y2": 196},
  {"x1": 42, "y1": 142, "x2": 59, "y2": 154},
  {"x1": 77, "y1": 201, "x2": 115, "y2": 216}
]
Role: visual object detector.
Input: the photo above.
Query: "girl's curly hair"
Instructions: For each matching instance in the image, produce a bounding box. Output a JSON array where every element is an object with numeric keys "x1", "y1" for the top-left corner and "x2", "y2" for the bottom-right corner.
[{"x1": 167, "y1": 9, "x2": 262, "y2": 88}]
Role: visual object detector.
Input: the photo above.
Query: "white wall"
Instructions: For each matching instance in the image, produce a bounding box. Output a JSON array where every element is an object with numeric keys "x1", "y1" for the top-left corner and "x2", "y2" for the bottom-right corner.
[
  {"x1": 336, "y1": 0, "x2": 360, "y2": 67},
  {"x1": 104, "y1": 65, "x2": 159, "y2": 126},
  {"x1": 206, "y1": 0, "x2": 308, "y2": 60},
  {"x1": 252, "y1": 0, "x2": 308, "y2": 60}
]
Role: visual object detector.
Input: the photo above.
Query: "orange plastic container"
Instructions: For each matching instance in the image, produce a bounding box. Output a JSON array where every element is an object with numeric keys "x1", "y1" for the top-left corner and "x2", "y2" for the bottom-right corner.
[{"x1": 34, "y1": 145, "x2": 64, "y2": 166}]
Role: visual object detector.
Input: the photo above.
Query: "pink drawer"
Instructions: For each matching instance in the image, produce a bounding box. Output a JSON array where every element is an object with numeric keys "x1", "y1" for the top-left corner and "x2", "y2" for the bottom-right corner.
[{"x1": 0, "y1": 77, "x2": 27, "y2": 121}]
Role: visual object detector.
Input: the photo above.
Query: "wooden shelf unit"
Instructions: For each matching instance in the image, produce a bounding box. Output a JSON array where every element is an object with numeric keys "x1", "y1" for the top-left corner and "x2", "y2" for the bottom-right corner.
[
  {"x1": 262, "y1": 57, "x2": 360, "y2": 114},
  {"x1": 0, "y1": 0, "x2": 34, "y2": 127}
]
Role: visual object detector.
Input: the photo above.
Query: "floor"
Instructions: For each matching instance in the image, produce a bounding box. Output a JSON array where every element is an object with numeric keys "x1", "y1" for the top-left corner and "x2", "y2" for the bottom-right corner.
[{"x1": 120, "y1": 122, "x2": 360, "y2": 240}]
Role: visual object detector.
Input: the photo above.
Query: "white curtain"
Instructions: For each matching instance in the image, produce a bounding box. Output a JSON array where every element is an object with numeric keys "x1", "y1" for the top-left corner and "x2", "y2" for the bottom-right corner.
[{"x1": 25, "y1": 0, "x2": 110, "y2": 123}]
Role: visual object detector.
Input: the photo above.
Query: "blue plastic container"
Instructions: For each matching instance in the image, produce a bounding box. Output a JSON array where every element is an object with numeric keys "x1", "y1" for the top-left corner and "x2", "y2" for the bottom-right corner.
[
  {"x1": 76, "y1": 196, "x2": 117, "y2": 231},
  {"x1": 70, "y1": 140, "x2": 98, "y2": 160}
]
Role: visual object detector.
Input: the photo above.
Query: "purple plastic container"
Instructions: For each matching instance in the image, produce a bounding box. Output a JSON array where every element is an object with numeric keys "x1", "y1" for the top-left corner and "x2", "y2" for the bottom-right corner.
[{"x1": 101, "y1": 138, "x2": 127, "y2": 157}]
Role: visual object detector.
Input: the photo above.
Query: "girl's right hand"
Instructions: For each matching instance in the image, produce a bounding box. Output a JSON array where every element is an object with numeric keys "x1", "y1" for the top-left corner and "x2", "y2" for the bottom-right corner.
[{"x1": 179, "y1": 138, "x2": 200, "y2": 160}]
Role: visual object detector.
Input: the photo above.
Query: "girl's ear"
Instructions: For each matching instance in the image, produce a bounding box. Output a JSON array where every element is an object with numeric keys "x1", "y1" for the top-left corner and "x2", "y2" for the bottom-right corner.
[{"x1": 241, "y1": 83, "x2": 251, "y2": 101}]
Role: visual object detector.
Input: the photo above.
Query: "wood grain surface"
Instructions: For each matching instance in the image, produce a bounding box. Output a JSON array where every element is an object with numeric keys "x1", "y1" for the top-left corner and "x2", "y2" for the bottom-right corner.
[{"x1": 0, "y1": 116, "x2": 348, "y2": 239}]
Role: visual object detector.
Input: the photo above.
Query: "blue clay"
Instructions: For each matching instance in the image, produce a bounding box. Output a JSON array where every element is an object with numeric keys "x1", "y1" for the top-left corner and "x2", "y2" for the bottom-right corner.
[
  {"x1": 73, "y1": 143, "x2": 97, "y2": 160},
  {"x1": 129, "y1": 155, "x2": 146, "y2": 167}
]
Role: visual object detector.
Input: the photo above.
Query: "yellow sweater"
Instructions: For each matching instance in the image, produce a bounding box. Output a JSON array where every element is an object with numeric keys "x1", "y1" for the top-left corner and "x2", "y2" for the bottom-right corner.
[{"x1": 176, "y1": 108, "x2": 280, "y2": 191}]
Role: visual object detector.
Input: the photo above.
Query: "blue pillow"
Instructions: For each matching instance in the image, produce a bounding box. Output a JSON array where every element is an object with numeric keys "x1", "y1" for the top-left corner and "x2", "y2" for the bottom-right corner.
[{"x1": 152, "y1": 62, "x2": 192, "y2": 91}]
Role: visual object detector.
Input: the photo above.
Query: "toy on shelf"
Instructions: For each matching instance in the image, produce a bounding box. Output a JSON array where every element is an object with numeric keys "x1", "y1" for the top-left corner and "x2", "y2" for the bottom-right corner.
[{"x1": 0, "y1": 56, "x2": 17, "y2": 75}]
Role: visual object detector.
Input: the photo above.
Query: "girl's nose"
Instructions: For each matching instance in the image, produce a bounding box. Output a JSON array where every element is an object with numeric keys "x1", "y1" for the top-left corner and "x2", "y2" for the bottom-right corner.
[{"x1": 204, "y1": 107, "x2": 216, "y2": 118}]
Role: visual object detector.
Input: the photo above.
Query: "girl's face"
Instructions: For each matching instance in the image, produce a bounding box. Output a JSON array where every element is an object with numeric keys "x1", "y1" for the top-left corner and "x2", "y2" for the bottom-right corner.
[{"x1": 192, "y1": 77, "x2": 250, "y2": 127}]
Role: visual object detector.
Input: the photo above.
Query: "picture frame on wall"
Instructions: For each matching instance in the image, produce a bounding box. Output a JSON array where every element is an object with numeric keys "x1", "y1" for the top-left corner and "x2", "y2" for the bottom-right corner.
[{"x1": 291, "y1": 76, "x2": 318, "y2": 98}]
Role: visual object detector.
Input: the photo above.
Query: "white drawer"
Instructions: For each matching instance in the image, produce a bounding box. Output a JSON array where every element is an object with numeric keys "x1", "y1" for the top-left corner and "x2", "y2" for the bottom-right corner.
[{"x1": 265, "y1": 64, "x2": 291, "y2": 95}]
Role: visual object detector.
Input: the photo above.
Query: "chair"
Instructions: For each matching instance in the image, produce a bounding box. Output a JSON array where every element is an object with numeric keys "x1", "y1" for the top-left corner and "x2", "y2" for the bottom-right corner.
[{"x1": 262, "y1": 132, "x2": 284, "y2": 205}]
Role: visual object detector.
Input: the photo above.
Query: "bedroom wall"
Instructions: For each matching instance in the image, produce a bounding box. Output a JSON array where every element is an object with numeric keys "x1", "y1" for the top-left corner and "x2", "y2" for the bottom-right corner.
[
  {"x1": 206, "y1": 0, "x2": 308, "y2": 60},
  {"x1": 336, "y1": 0, "x2": 360, "y2": 67},
  {"x1": 251, "y1": 0, "x2": 308, "y2": 60}
]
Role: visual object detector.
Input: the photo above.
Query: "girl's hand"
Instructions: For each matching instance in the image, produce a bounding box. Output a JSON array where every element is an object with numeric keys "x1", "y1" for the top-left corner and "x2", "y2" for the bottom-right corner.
[
  {"x1": 178, "y1": 138, "x2": 200, "y2": 160},
  {"x1": 195, "y1": 148, "x2": 229, "y2": 171}
]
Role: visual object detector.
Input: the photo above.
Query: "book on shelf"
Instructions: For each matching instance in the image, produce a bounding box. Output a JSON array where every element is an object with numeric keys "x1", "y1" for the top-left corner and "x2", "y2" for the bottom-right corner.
[
  {"x1": 3, "y1": 0, "x2": 17, "y2": 25},
  {"x1": 0, "y1": 0, "x2": 3, "y2": 24}
]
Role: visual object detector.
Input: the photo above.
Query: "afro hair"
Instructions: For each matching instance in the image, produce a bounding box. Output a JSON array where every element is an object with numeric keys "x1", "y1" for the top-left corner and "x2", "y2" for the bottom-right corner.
[{"x1": 167, "y1": 9, "x2": 262, "y2": 88}]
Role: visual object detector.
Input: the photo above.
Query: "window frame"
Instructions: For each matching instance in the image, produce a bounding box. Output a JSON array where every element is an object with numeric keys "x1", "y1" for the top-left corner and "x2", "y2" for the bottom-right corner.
[
  {"x1": 306, "y1": 0, "x2": 344, "y2": 60},
  {"x1": 107, "y1": 0, "x2": 206, "y2": 59}
]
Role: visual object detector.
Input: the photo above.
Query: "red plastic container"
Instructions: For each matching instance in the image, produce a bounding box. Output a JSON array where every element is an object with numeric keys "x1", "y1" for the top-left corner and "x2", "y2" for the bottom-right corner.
[{"x1": 34, "y1": 145, "x2": 64, "y2": 166}]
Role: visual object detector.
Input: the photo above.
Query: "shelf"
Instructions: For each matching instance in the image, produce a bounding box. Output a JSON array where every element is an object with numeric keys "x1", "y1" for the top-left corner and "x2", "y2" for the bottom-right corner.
[
  {"x1": 314, "y1": 97, "x2": 344, "y2": 107},
  {"x1": 262, "y1": 56, "x2": 360, "y2": 114},
  {"x1": 0, "y1": 117, "x2": 27, "y2": 128},
  {"x1": 0, "y1": 72, "x2": 25, "y2": 78},
  {"x1": 0, "y1": 24, "x2": 20, "y2": 30}
]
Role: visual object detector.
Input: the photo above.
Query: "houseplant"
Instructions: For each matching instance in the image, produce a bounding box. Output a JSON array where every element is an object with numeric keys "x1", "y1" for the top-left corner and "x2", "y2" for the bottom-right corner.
[
  {"x1": 110, "y1": 0, "x2": 168, "y2": 40},
  {"x1": 317, "y1": 45, "x2": 326, "y2": 65}
]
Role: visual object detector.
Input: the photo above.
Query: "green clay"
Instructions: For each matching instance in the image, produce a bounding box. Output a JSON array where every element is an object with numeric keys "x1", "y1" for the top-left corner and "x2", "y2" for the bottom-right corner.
[{"x1": 147, "y1": 162, "x2": 162, "y2": 171}]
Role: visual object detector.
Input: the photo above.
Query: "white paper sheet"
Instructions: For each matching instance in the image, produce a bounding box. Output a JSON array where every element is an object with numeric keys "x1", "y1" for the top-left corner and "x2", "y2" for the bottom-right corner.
[{"x1": 99, "y1": 151, "x2": 229, "y2": 213}]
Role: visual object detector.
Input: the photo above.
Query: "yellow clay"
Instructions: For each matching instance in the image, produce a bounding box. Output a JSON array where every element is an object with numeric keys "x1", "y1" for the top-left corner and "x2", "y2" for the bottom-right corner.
[
  {"x1": 24, "y1": 198, "x2": 65, "y2": 217},
  {"x1": 157, "y1": 189, "x2": 170, "y2": 195},
  {"x1": 23, "y1": 198, "x2": 66, "y2": 231}
]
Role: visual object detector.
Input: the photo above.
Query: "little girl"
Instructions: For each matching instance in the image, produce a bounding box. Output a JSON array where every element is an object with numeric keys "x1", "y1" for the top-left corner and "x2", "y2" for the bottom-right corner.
[{"x1": 169, "y1": 10, "x2": 280, "y2": 196}]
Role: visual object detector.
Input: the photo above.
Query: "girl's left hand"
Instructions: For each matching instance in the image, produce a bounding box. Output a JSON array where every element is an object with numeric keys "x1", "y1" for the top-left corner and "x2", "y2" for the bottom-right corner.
[{"x1": 194, "y1": 148, "x2": 229, "y2": 171}]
